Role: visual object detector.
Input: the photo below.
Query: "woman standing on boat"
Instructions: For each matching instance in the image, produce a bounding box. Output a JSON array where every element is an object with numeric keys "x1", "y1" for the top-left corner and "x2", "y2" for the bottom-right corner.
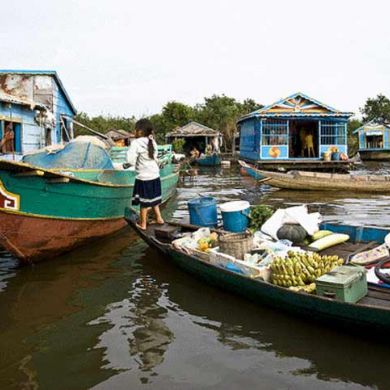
[{"x1": 127, "y1": 119, "x2": 164, "y2": 230}]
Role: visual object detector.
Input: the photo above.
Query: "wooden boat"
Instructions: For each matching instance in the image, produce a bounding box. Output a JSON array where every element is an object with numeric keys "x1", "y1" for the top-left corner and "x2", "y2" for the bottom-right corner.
[
  {"x1": 0, "y1": 160, "x2": 179, "y2": 263},
  {"x1": 196, "y1": 153, "x2": 221, "y2": 166},
  {"x1": 126, "y1": 213, "x2": 390, "y2": 332},
  {"x1": 359, "y1": 150, "x2": 390, "y2": 161},
  {"x1": 238, "y1": 160, "x2": 265, "y2": 180},
  {"x1": 239, "y1": 161, "x2": 390, "y2": 192}
]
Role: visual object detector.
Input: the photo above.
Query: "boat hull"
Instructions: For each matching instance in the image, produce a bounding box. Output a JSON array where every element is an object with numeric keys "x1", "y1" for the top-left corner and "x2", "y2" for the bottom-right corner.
[
  {"x1": 129, "y1": 219, "x2": 390, "y2": 332},
  {"x1": 359, "y1": 150, "x2": 390, "y2": 161},
  {"x1": 0, "y1": 160, "x2": 179, "y2": 262},
  {"x1": 196, "y1": 154, "x2": 221, "y2": 166},
  {"x1": 0, "y1": 211, "x2": 127, "y2": 262},
  {"x1": 241, "y1": 162, "x2": 390, "y2": 193}
]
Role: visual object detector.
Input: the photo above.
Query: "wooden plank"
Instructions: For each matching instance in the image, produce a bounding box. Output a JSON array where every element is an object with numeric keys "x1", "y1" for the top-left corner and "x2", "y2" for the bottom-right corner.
[
  {"x1": 13, "y1": 169, "x2": 45, "y2": 177},
  {"x1": 46, "y1": 177, "x2": 70, "y2": 184}
]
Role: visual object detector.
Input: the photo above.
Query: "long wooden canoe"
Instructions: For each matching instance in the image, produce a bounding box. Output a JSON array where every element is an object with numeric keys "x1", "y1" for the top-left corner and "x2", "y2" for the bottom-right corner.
[
  {"x1": 0, "y1": 160, "x2": 179, "y2": 263},
  {"x1": 239, "y1": 161, "x2": 390, "y2": 192},
  {"x1": 126, "y1": 213, "x2": 390, "y2": 333}
]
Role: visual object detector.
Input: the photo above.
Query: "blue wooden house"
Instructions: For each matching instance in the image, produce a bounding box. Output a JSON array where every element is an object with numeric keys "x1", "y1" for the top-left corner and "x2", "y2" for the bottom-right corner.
[
  {"x1": 238, "y1": 92, "x2": 352, "y2": 163},
  {"x1": 353, "y1": 121, "x2": 390, "y2": 161},
  {"x1": 0, "y1": 70, "x2": 76, "y2": 160}
]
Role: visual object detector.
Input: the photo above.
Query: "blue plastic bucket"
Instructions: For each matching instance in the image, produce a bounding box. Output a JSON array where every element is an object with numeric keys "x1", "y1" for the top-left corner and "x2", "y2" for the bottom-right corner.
[
  {"x1": 188, "y1": 197, "x2": 218, "y2": 227},
  {"x1": 220, "y1": 201, "x2": 250, "y2": 233},
  {"x1": 331, "y1": 152, "x2": 340, "y2": 160}
]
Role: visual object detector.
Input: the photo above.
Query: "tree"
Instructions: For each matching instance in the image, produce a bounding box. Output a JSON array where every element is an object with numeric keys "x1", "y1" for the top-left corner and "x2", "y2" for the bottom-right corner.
[
  {"x1": 361, "y1": 94, "x2": 390, "y2": 123},
  {"x1": 194, "y1": 95, "x2": 263, "y2": 152},
  {"x1": 150, "y1": 101, "x2": 194, "y2": 143},
  {"x1": 74, "y1": 112, "x2": 135, "y2": 136},
  {"x1": 347, "y1": 119, "x2": 362, "y2": 156}
]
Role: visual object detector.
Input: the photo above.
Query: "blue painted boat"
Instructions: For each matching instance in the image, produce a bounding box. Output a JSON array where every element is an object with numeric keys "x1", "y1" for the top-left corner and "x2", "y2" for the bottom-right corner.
[
  {"x1": 127, "y1": 213, "x2": 390, "y2": 334},
  {"x1": 238, "y1": 160, "x2": 264, "y2": 180},
  {"x1": 196, "y1": 153, "x2": 222, "y2": 166}
]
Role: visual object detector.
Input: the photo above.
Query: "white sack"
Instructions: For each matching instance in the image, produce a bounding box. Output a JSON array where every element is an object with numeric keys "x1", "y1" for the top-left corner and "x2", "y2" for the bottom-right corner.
[{"x1": 261, "y1": 205, "x2": 321, "y2": 240}]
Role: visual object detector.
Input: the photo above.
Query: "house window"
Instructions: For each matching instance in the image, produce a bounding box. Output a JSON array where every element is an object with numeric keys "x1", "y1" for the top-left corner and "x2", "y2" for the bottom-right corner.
[
  {"x1": 0, "y1": 121, "x2": 22, "y2": 153},
  {"x1": 262, "y1": 120, "x2": 288, "y2": 145},
  {"x1": 320, "y1": 121, "x2": 346, "y2": 145}
]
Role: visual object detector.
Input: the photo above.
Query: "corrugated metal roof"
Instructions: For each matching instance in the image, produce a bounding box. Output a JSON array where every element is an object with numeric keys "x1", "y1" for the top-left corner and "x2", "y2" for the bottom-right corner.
[
  {"x1": 0, "y1": 69, "x2": 76, "y2": 114},
  {"x1": 166, "y1": 121, "x2": 220, "y2": 137},
  {"x1": 353, "y1": 120, "x2": 390, "y2": 134},
  {"x1": 0, "y1": 91, "x2": 46, "y2": 109}
]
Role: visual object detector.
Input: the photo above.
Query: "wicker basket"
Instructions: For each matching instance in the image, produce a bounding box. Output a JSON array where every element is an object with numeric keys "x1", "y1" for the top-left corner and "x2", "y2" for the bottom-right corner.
[{"x1": 218, "y1": 232, "x2": 253, "y2": 260}]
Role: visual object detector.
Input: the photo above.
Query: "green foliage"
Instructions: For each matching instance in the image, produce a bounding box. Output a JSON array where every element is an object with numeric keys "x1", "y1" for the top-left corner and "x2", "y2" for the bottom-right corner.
[
  {"x1": 172, "y1": 138, "x2": 185, "y2": 153},
  {"x1": 347, "y1": 119, "x2": 362, "y2": 156},
  {"x1": 249, "y1": 205, "x2": 273, "y2": 232},
  {"x1": 361, "y1": 94, "x2": 390, "y2": 123},
  {"x1": 194, "y1": 95, "x2": 263, "y2": 152},
  {"x1": 74, "y1": 112, "x2": 135, "y2": 136},
  {"x1": 74, "y1": 97, "x2": 263, "y2": 149}
]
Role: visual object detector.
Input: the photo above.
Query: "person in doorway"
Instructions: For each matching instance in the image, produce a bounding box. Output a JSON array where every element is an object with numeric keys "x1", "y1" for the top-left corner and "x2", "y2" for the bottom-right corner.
[
  {"x1": 305, "y1": 132, "x2": 315, "y2": 157},
  {"x1": 205, "y1": 143, "x2": 213, "y2": 155},
  {"x1": 0, "y1": 123, "x2": 14, "y2": 153},
  {"x1": 190, "y1": 146, "x2": 200, "y2": 159},
  {"x1": 126, "y1": 119, "x2": 164, "y2": 230}
]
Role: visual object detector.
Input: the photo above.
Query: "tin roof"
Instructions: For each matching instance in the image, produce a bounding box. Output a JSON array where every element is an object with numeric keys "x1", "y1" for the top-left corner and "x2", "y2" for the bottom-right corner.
[
  {"x1": 166, "y1": 121, "x2": 220, "y2": 137},
  {"x1": 0, "y1": 69, "x2": 76, "y2": 114},
  {"x1": 106, "y1": 129, "x2": 134, "y2": 140},
  {"x1": 238, "y1": 92, "x2": 353, "y2": 122},
  {"x1": 0, "y1": 91, "x2": 46, "y2": 109},
  {"x1": 353, "y1": 120, "x2": 390, "y2": 134}
]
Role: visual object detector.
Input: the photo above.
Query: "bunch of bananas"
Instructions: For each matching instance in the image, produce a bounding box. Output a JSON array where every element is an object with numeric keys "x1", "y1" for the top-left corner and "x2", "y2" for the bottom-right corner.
[{"x1": 270, "y1": 251, "x2": 344, "y2": 290}]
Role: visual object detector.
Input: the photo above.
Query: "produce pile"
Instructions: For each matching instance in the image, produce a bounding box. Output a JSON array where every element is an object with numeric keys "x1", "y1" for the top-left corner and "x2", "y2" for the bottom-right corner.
[
  {"x1": 270, "y1": 250, "x2": 344, "y2": 293},
  {"x1": 249, "y1": 205, "x2": 274, "y2": 233},
  {"x1": 198, "y1": 232, "x2": 218, "y2": 251}
]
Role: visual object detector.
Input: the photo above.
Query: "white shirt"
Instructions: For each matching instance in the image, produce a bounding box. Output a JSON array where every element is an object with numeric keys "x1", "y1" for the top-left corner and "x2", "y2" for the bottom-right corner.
[{"x1": 126, "y1": 137, "x2": 160, "y2": 180}]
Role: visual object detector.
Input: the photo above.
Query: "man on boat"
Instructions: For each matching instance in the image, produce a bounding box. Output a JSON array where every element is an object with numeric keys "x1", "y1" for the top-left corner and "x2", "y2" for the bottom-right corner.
[
  {"x1": 0, "y1": 123, "x2": 14, "y2": 153},
  {"x1": 190, "y1": 146, "x2": 200, "y2": 159}
]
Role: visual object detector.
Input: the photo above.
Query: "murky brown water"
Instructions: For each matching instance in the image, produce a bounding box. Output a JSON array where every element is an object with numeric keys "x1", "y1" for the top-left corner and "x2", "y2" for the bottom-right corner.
[{"x1": 1, "y1": 165, "x2": 390, "y2": 390}]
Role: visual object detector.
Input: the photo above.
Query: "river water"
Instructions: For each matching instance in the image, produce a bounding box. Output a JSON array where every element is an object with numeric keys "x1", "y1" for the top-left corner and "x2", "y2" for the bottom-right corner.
[{"x1": 1, "y1": 165, "x2": 390, "y2": 390}]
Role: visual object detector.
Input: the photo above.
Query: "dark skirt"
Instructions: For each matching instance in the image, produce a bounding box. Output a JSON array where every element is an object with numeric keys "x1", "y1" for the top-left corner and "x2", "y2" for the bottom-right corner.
[{"x1": 132, "y1": 177, "x2": 162, "y2": 208}]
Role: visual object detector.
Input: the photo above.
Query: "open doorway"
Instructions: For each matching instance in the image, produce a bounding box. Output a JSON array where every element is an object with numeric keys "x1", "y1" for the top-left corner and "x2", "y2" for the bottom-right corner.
[
  {"x1": 365, "y1": 134, "x2": 383, "y2": 149},
  {"x1": 289, "y1": 120, "x2": 318, "y2": 158}
]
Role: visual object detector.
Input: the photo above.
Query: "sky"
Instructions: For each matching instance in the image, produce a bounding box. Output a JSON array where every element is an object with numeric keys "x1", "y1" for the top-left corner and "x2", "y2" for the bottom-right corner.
[{"x1": 1, "y1": 0, "x2": 389, "y2": 118}]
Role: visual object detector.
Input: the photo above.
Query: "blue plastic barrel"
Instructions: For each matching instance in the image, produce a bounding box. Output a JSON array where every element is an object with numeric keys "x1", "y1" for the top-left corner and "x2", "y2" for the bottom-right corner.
[
  {"x1": 220, "y1": 201, "x2": 250, "y2": 233},
  {"x1": 188, "y1": 197, "x2": 218, "y2": 227}
]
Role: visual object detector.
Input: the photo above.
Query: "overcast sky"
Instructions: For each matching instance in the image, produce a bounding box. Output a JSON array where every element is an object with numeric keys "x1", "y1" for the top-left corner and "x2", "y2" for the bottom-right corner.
[{"x1": 1, "y1": 0, "x2": 389, "y2": 117}]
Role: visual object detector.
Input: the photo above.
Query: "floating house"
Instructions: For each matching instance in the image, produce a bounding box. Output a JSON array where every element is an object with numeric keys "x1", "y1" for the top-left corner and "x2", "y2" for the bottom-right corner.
[
  {"x1": 0, "y1": 70, "x2": 76, "y2": 160},
  {"x1": 353, "y1": 121, "x2": 390, "y2": 161},
  {"x1": 238, "y1": 92, "x2": 353, "y2": 167},
  {"x1": 165, "y1": 121, "x2": 222, "y2": 154}
]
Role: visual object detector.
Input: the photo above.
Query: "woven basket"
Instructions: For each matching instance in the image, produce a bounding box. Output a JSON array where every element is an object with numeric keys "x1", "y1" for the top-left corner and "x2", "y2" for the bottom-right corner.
[{"x1": 218, "y1": 232, "x2": 253, "y2": 260}]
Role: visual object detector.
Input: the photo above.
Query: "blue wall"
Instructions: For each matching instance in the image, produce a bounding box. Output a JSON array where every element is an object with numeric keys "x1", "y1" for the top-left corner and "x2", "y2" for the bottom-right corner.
[
  {"x1": 0, "y1": 103, "x2": 42, "y2": 155},
  {"x1": 54, "y1": 83, "x2": 75, "y2": 144},
  {"x1": 239, "y1": 116, "x2": 348, "y2": 161},
  {"x1": 239, "y1": 118, "x2": 259, "y2": 161}
]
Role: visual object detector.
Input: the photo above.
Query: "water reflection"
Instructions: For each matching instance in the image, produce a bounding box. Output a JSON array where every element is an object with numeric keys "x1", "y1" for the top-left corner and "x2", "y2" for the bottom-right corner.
[
  {"x1": 89, "y1": 273, "x2": 174, "y2": 380},
  {"x1": 138, "y1": 247, "x2": 390, "y2": 390},
  {"x1": 1, "y1": 165, "x2": 390, "y2": 390},
  {"x1": 0, "y1": 228, "x2": 137, "y2": 390}
]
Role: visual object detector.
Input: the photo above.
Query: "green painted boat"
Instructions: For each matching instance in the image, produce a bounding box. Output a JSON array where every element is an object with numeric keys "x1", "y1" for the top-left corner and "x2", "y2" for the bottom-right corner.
[
  {"x1": 0, "y1": 160, "x2": 179, "y2": 263},
  {"x1": 196, "y1": 153, "x2": 222, "y2": 166},
  {"x1": 126, "y1": 214, "x2": 390, "y2": 333}
]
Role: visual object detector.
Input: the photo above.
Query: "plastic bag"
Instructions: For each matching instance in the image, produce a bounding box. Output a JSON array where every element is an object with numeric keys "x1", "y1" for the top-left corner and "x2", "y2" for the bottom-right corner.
[{"x1": 261, "y1": 205, "x2": 321, "y2": 239}]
